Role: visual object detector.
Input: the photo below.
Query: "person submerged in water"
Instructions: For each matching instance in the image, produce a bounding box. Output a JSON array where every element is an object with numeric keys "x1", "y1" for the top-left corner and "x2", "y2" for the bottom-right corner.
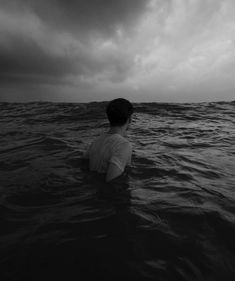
[{"x1": 84, "y1": 98, "x2": 133, "y2": 182}]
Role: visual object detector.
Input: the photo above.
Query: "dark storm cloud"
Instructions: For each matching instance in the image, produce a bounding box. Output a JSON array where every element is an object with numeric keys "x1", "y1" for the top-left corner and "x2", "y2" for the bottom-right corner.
[
  {"x1": 1, "y1": 0, "x2": 235, "y2": 102},
  {"x1": 0, "y1": 35, "x2": 77, "y2": 83},
  {"x1": 1, "y1": 0, "x2": 150, "y2": 36},
  {"x1": 0, "y1": 0, "x2": 150, "y2": 90},
  {"x1": 40, "y1": 0, "x2": 149, "y2": 36}
]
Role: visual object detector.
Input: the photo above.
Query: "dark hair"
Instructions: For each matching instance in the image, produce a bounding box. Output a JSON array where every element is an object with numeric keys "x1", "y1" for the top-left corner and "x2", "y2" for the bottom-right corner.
[{"x1": 106, "y1": 98, "x2": 133, "y2": 126}]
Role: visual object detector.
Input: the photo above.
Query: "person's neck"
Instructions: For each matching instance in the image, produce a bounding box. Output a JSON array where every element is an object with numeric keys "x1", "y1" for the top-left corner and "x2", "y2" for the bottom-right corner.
[{"x1": 108, "y1": 126, "x2": 126, "y2": 136}]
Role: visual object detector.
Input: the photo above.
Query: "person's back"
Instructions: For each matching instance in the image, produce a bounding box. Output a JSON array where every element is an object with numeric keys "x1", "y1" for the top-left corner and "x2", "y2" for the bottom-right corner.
[
  {"x1": 89, "y1": 132, "x2": 132, "y2": 174},
  {"x1": 85, "y1": 98, "x2": 133, "y2": 182}
]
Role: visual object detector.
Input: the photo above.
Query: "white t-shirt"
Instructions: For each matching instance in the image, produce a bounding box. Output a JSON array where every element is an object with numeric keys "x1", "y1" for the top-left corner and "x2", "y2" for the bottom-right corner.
[{"x1": 86, "y1": 133, "x2": 132, "y2": 174}]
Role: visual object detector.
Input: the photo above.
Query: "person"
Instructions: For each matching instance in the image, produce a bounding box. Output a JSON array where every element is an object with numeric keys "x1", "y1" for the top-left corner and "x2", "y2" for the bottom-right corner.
[{"x1": 84, "y1": 98, "x2": 133, "y2": 182}]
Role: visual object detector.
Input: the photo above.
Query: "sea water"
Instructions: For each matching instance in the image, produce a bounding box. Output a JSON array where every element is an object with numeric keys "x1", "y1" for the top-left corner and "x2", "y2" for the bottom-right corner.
[{"x1": 0, "y1": 101, "x2": 235, "y2": 281}]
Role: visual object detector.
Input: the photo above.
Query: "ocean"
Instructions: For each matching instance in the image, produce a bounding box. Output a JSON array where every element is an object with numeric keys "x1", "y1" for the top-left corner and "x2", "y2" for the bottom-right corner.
[{"x1": 0, "y1": 101, "x2": 235, "y2": 281}]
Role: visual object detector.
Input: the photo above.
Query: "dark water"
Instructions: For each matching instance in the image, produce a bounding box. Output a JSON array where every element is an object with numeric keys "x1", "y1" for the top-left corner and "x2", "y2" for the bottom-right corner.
[{"x1": 0, "y1": 101, "x2": 235, "y2": 281}]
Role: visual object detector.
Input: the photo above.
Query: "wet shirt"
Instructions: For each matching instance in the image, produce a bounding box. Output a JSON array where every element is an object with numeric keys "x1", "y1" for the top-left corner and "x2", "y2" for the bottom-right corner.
[{"x1": 86, "y1": 133, "x2": 132, "y2": 174}]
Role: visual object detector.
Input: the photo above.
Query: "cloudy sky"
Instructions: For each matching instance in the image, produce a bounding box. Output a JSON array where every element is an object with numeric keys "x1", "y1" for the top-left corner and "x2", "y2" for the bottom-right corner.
[{"x1": 0, "y1": 0, "x2": 235, "y2": 102}]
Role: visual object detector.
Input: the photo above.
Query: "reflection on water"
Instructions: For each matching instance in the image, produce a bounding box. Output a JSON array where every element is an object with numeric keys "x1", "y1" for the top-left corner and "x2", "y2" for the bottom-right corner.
[{"x1": 0, "y1": 101, "x2": 235, "y2": 281}]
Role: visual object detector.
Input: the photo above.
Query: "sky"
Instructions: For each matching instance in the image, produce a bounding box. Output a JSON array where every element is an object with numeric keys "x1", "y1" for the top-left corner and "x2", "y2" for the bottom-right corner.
[{"x1": 0, "y1": 0, "x2": 235, "y2": 103}]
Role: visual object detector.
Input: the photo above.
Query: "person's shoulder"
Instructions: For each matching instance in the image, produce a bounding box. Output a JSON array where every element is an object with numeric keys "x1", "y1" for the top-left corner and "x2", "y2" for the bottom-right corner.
[
  {"x1": 114, "y1": 135, "x2": 132, "y2": 150},
  {"x1": 89, "y1": 133, "x2": 106, "y2": 150},
  {"x1": 92, "y1": 133, "x2": 107, "y2": 143},
  {"x1": 112, "y1": 133, "x2": 128, "y2": 142},
  {"x1": 121, "y1": 135, "x2": 131, "y2": 146}
]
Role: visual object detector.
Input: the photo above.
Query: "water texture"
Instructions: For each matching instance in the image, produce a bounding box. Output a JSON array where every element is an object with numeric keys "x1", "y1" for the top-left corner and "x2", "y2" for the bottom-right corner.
[{"x1": 0, "y1": 101, "x2": 235, "y2": 281}]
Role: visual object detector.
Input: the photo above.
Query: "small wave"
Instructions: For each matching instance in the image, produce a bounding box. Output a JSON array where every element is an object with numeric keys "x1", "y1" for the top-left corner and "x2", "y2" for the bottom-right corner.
[
  {"x1": 0, "y1": 136, "x2": 72, "y2": 155},
  {"x1": 0, "y1": 101, "x2": 234, "y2": 281}
]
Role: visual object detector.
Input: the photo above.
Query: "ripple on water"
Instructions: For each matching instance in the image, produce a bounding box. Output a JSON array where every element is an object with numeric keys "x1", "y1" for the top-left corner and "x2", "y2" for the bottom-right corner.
[{"x1": 0, "y1": 101, "x2": 234, "y2": 281}]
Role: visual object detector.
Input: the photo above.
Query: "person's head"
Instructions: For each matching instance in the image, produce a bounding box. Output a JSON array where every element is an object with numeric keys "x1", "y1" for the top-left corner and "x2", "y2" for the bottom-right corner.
[{"x1": 106, "y1": 98, "x2": 133, "y2": 128}]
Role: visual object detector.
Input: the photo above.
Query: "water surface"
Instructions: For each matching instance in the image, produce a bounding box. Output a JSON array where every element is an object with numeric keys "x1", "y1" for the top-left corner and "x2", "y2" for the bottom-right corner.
[{"x1": 0, "y1": 101, "x2": 235, "y2": 281}]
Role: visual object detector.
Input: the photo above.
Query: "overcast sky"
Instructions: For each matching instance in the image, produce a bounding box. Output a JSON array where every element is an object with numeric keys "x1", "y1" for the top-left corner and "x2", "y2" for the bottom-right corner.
[{"x1": 0, "y1": 0, "x2": 235, "y2": 102}]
